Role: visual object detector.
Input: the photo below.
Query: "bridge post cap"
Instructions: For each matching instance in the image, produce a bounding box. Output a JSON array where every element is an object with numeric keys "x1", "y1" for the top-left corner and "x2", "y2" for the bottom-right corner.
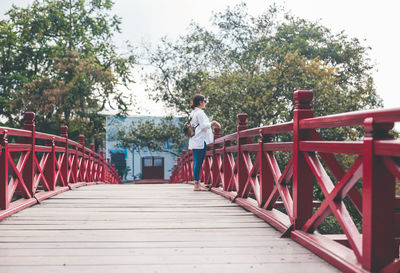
[
  {"x1": 107, "y1": 158, "x2": 110, "y2": 163},
  {"x1": 60, "y1": 125, "x2": 68, "y2": 137},
  {"x1": 100, "y1": 150, "x2": 104, "y2": 156},
  {"x1": 79, "y1": 135, "x2": 85, "y2": 144},
  {"x1": 293, "y1": 90, "x2": 313, "y2": 104},
  {"x1": 90, "y1": 143, "x2": 94, "y2": 151},
  {"x1": 237, "y1": 113, "x2": 248, "y2": 124},
  {"x1": 363, "y1": 117, "x2": 394, "y2": 133},
  {"x1": 24, "y1": 112, "x2": 36, "y2": 124}
]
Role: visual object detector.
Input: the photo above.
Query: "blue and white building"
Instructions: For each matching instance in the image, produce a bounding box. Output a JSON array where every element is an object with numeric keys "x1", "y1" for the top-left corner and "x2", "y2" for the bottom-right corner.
[{"x1": 105, "y1": 116, "x2": 182, "y2": 181}]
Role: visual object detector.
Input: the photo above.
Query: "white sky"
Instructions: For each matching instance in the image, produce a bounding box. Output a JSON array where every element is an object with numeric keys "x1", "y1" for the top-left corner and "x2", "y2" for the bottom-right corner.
[{"x1": 1, "y1": 0, "x2": 399, "y2": 120}]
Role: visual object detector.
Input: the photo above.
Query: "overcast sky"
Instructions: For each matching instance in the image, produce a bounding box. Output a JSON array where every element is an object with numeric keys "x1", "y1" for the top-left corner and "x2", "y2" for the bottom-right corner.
[{"x1": 1, "y1": 0, "x2": 399, "y2": 118}]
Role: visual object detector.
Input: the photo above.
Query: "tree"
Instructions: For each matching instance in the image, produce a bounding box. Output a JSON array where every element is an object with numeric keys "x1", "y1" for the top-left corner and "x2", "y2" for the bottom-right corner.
[
  {"x1": 116, "y1": 116, "x2": 186, "y2": 157},
  {"x1": 140, "y1": 3, "x2": 384, "y2": 234},
  {"x1": 144, "y1": 3, "x2": 382, "y2": 135},
  {"x1": 0, "y1": 0, "x2": 135, "y2": 145}
]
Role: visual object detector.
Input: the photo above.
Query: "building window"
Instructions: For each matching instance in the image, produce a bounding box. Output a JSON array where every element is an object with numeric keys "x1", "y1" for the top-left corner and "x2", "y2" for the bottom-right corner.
[
  {"x1": 154, "y1": 157, "x2": 163, "y2": 167},
  {"x1": 143, "y1": 157, "x2": 153, "y2": 167}
]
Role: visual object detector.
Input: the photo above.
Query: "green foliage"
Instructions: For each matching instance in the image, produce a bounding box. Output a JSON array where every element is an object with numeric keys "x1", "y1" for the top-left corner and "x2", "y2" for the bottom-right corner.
[
  {"x1": 116, "y1": 116, "x2": 186, "y2": 156},
  {"x1": 145, "y1": 3, "x2": 382, "y2": 135},
  {"x1": 120, "y1": 166, "x2": 131, "y2": 181},
  {"x1": 0, "y1": 0, "x2": 135, "y2": 146},
  {"x1": 142, "y1": 3, "x2": 384, "y2": 235}
]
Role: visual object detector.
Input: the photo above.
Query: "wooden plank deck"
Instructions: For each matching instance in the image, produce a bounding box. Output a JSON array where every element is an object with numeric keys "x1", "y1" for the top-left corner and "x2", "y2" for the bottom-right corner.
[{"x1": 0, "y1": 183, "x2": 341, "y2": 273}]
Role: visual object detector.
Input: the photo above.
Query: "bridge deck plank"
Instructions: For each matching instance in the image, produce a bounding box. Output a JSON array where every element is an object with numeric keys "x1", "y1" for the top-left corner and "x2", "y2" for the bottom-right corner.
[{"x1": 0, "y1": 183, "x2": 340, "y2": 273}]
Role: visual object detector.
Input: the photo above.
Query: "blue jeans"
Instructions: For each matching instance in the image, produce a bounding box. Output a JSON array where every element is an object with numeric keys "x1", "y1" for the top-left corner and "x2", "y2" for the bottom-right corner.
[{"x1": 192, "y1": 142, "x2": 207, "y2": 183}]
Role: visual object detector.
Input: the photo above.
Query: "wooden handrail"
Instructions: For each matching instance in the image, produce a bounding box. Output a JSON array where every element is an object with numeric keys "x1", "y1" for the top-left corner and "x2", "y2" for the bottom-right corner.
[
  {"x1": 170, "y1": 90, "x2": 400, "y2": 273},
  {"x1": 0, "y1": 112, "x2": 121, "y2": 220}
]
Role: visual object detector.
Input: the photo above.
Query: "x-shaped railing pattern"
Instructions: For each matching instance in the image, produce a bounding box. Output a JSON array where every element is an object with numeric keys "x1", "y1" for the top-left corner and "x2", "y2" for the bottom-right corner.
[
  {"x1": 170, "y1": 90, "x2": 400, "y2": 273},
  {"x1": 0, "y1": 112, "x2": 121, "y2": 219}
]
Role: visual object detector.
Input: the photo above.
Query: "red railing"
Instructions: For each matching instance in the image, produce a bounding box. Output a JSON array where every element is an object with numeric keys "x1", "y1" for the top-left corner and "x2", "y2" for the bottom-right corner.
[
  {"x1": 0, "y1": 112, "x2": 121, "y2": 220},
  {"x1": 170, "y1": 90, "x2": 400, "y2": 273}
]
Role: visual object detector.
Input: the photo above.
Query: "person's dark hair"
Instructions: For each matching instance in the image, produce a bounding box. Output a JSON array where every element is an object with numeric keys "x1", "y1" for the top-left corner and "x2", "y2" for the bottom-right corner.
[{"x1": 190, "y1": 93, "x2": 205, "y2": 110}]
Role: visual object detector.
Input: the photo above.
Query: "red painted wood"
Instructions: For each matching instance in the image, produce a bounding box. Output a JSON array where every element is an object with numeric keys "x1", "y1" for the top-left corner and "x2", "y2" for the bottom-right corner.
[
  {"x1": 374, "y1": 140, "x2": 400, "y2": 157},
  {"x1": 309, "y1": 130, "x2": 363, "y2": 214},
  {"x1": 22, "y1": 112, "x2": 36, "y2": 196},
  {"x1": 170, "y1": 89, "x2": 400, "y2": 273},
  {"x1": 0, "y1": 112, "x2": 121, "y2": 219},
  {"x1": 300, "y1": 141, "x2": 363, "y2": 154},
  {"x1": 302, "y1": 156, "x2": 363, "y2": 233},
  {"x1": 0, "y1": 131, "x2": 9, "y2": 210},
  {"x1": 292, "y1": 230, "x2": 368, "y2": 273},
  {"x1": 262, "y1": 142, "x2": 293, "y2": 152},
  {"x1": 304, "y1": 152, "x2": 362, "y2": 260},
  {"x1": 238, "y1": 122, "x2": 293, "y2": 138},
  {"x1": 362, "y1": 118, "x2": 396, "y2": 271},
  {"x1": 258, "y1": 137, "x2": 272, "y2": 207},
  {"x1": 300, "y1": 108, "x2": 400, "y2": 129},
  {"x1": 214, "y1": 133, "x2": 236, "y2": 144},
  {"x1": 292, "y1": 90, "x2": 314, "y2": 229},
  {"x1": 44, "y1": 138, "x2": 56, "y2": 191}
]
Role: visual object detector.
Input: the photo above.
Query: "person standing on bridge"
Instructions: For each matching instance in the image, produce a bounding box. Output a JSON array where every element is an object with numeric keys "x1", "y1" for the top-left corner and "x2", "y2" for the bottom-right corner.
[{"x1": 188, "y1": 94, "x2": 220, "y2": 191}]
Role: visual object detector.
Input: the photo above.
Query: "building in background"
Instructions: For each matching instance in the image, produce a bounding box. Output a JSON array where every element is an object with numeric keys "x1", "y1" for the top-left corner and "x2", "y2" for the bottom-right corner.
[{"x1": 106, "y1": 116, "x2": 180, "y2": 181}]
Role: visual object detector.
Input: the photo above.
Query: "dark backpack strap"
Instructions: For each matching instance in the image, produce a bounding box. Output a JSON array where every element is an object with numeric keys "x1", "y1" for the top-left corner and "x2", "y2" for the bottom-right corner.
[{"x1": 189, "y1": 116, "x2": 199, "y2": 129}]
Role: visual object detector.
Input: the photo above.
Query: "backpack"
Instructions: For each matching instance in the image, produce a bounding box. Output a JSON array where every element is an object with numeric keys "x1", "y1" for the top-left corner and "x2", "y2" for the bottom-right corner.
[{"x1": 183, "y1": 117, "x2": 198, "y2": 138}]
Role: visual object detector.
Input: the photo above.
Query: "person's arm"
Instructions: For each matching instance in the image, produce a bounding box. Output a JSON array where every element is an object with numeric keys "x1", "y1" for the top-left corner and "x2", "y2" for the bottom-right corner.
[{"x1": 211, "y1": 121, "x2": 221, "y2": 128}]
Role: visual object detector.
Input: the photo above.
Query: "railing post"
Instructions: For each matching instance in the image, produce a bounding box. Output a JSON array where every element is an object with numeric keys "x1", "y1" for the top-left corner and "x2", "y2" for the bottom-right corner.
[
  {"x1": 292, "y1": 90, "x2": 314, "y2": 229},
  {"x1": 211, "y1": 127, "x2": 221, "y2": 188},
  {"x1": 236, "y1": 113, "x2": 249, "y2": 196},
  {"x1": 95, "y1": 146, "x2": 99, "y2": 181},
  {"x1": 177, "y1": 157, "x2": 181, "y2": 183},
  {"x1": 99, "y1": 150, "x2": 105, "y2": 182},
  {"x1": 104, "y1": 151, "x2": 108, "y2": 182},
  {"x1": 72, "y1": 144, "x2": 78, "y2": 183},
  {"x1": 181, "y1": 151, "x2": 187, "y2": 182},
  {"x1": 258, "y1": 130, "x2": 273, "y2": 207},
  {"x1": 44, "y1": 137, "x2": 56, "y2": 190},
  {"x1": 112, "y1": 164, "x2": 116, "y2": 184},
  {"x1": 22, "y1": 112, "x2": 36, "y2": 196},
  {"x1": 222, "y1": 139, "x2": 232, "y2": 191},
  {"x1": 89, "y1": 143, "x2": 94, "y2": 182},
  {"x1": 60, "y1": 126, "x2": 69, "y2": 185},
  {"x1": 104, "y1": 158, "x2": 110, "y2": 183},
  {"x1": 0, "y1": 131, "x2": 9, "y2": 209},
  {"x1": 79, "y1": 135, "x2": 85, "y2": 182},
  {"x1": 362, "y1": 118, "x2": 396, "y2": 271},
  {"x1": 107, "y1": 158, "x2": 111, "y2": 183}
]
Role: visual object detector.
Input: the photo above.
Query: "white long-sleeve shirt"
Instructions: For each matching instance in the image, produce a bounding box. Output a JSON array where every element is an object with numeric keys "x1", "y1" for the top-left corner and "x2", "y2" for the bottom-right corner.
[{"x1": 188, "y1": 107, "x2": 214, "y2": 150}]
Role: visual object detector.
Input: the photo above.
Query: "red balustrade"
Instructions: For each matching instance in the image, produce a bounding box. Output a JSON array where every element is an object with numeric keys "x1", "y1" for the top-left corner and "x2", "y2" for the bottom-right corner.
[
  {"x1": 170, "y1": 90, "x2": 400, "y2": 273},
  {"x1": 0, "y1": 112, "x2": 121, "y2": 220}
]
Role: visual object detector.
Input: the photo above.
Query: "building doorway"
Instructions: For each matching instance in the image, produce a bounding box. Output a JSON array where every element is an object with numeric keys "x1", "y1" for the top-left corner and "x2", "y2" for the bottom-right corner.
[
  {"x1": 142, "y1": 156, "x2": 164, "y2": 179},
  {"x1": 110, "y1": 150, "x2": 127, "y2": 178}
]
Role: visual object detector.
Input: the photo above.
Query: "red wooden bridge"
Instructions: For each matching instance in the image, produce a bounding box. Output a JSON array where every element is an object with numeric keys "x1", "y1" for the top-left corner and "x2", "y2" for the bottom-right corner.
[
  {"x1": 170, "y1": 90, "x2": 400, "y2": 273},
  {"x1": 1, "y1": 90, "x2": 399, "y2": 273},
  {"x1": 0, "y1": 112, "x2": 121, "y2": 219}
]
